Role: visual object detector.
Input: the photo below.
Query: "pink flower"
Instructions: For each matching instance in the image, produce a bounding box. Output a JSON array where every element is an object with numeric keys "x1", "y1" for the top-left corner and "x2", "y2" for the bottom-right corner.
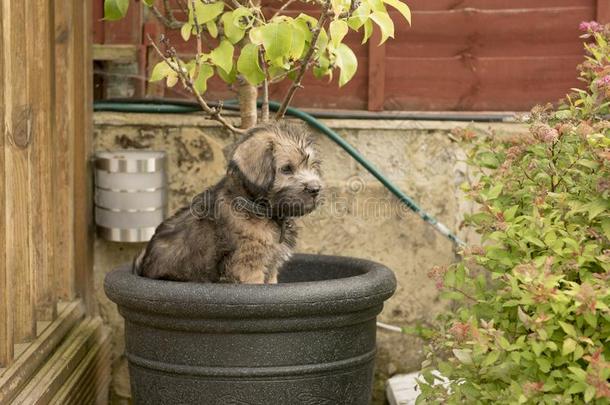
[
  {"x1": 543, "y1": 129, "x2": 559, "y2": 143},
  {"x1": 596, "y1": 75, "x2": 610, "y2": 89},
  {"x1": 580, "y1": 21, "x2": 603, "y2": 33}
]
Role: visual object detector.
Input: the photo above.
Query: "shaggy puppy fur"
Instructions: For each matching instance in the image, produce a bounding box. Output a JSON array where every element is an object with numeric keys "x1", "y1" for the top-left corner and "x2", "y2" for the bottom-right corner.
[{"x1": 134, "y1": 122, "x2": 323, "y2": 284}]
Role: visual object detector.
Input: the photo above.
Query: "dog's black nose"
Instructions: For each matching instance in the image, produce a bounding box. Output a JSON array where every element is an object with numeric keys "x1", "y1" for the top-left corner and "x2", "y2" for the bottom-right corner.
[{"x1": 305, "y1": 183, "x2": 321, "y2": 196}]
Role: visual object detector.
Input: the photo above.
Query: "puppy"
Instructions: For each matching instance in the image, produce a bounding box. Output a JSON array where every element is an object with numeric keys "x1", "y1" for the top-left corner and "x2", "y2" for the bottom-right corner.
[{"x1": 134, "y1": 122, "x2": 323, "y2": 284}]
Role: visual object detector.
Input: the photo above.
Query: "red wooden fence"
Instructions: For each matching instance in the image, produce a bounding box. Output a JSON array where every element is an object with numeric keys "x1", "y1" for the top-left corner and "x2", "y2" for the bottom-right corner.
[{"x1": 93, "y1": 0, "x2": 609, "y2": 111}]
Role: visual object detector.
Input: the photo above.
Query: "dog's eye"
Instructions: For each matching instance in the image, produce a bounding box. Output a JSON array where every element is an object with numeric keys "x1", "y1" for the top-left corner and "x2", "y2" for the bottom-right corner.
[{"x1": 280, "y1": 164, "x2": 294, "y2": 175}]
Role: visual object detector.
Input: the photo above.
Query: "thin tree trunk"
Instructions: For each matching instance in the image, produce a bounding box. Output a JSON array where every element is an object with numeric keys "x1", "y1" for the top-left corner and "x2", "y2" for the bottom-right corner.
[{"x1": 238, "y1": 78, "x2": 257, "y2": 129}]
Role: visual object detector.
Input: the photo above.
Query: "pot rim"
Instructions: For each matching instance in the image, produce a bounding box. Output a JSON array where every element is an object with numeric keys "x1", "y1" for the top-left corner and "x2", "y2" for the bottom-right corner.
[{"x1": 104, "y1": 253, "x2": 396, "y2": 318}]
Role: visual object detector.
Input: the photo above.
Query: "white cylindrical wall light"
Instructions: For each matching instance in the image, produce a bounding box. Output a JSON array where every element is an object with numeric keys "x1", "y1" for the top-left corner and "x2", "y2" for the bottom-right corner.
[{"x1": 94, "y1": 151, "x2": 167, "y2": 242}]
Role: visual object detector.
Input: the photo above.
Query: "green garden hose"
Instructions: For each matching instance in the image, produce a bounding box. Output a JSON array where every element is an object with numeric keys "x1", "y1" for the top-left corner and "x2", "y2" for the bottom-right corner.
[{"x1": 94, "y1": 100, "x2": 465, "y2": 246}]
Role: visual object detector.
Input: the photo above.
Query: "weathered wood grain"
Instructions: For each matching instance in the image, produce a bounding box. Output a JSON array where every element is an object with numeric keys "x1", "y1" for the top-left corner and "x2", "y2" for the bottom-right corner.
[
  {"x1": 74, "y1": 0, "x2": 95, "y2": 313},
  {"x1": 54, "y1": 0, "x2": 77, "y2": 301},
  {"x1": 0, "y1": 301, "x2": 83, "y2": 404},
  {"x1": 4, "y1": 0, "x2": 35, "y2": 344},
  {"x1": 11, "y1": 317, "x2": 102, "y2": 405},
  {"x1": 27, "y1": 0, "x2": 57, "y2": 322},
  {"x1": 0, "y1": 0, "x2": 12, "y2": 368}
]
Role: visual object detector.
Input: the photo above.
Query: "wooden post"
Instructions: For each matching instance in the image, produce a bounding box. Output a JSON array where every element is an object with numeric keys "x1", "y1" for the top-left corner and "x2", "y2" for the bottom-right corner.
[
  {"x1": 367, "y1": 27, "x2": 386, "y2": 112},
  {"x1": 0, "y1": 0, "x2": 13, "y2": 367},
  {"x1": 598, "y1": 0, "x2": 610, "y2": 23},
  {"x1": 54, "y1": 0, "x2": 76, "y2": 302},
  {"x1": 27, "y1": 0, "x2": 57, "y2": 322},
  {"x1": 3, "y1": 0, "x2": 36, "y2": 343},
  {"x1": 73, "y1": 0, "x2": 95, "y2": 314}
]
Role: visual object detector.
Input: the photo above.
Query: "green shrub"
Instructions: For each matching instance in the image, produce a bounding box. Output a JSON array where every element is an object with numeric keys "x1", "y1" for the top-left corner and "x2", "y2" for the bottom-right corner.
[{"x1": 416, "y1": 23, "x2": 610, "y2": 404}]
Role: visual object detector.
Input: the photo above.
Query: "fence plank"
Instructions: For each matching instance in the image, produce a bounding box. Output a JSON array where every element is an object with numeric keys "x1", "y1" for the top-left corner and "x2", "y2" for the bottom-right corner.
[
  {"x1": 54, "y1": 0, "x2": 76, "y2": 301},
  {"x1": 384, "y1": 55, "x2": 582, "y2": 111},
  {"x1": 73, "y1": 0, "x2": 95, "y2": 313},
  {"x1": 0, "y1": 0, "x2": 13, "y2": 367},
  {"x1": 103, "y1": 0, "x2": 142, "y2": 44},
  {"x1": 3, "y1": 0, "x2": 35, "y2": 343},
  {"x1": 598, "y1": 0, "x2": 610, "y2": 22},
  {"x1": 92, "y1": 0, "x2": 105, "y2": 44},
  {"x1": 27, "y1": 0, "x2": 57, "y2": 322},
  {"x1": 404, "y1": 0, "x2": 594, "y2": 10},
  {"x1": 368, "y1": 28, "x2": 386, "y2": 112},
  {"x1": 388, "y1": 7, "x2": 593, "y2": 58}
]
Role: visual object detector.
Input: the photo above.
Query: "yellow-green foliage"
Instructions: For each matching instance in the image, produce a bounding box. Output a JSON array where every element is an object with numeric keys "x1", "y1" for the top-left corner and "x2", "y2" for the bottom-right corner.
[{"x1": 416, "y1": 24, "x2": 610, "y2": 405}]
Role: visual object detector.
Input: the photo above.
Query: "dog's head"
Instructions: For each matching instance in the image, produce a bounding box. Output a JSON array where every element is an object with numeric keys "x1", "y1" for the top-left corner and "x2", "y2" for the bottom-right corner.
[{"x1": 228, "y1": 122, "x2": 323, "y2": 217}]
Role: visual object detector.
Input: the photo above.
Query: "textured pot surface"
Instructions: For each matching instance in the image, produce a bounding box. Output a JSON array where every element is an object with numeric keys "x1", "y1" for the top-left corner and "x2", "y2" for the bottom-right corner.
[{"x1": 105, "y1": 254, "x2": 396, "y2": 405}]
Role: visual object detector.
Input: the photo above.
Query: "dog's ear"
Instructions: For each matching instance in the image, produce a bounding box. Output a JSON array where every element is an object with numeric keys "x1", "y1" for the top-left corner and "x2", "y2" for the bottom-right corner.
[{"x1": 230, "y1": 131, "x2": 276, "y2": 196}]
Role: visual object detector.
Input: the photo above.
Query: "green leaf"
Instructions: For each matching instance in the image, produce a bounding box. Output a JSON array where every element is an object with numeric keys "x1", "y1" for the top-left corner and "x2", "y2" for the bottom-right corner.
[
  {"x1": 369, "y1": 11, "x2": 394, "y2": 44},
  {"x1": 347, "y1": 3, "x2": 371, "y2": 30},
  {"x1": 476, "y1": 151, "x2": 499, "y2": 169},
  {"x1": 504, "y1": 205, "x2": 519, "y2": 221},
  {"x1": 583, "y1": 311, "x2": 597, "y2": 328},
  {"x1": 289, "y1": 21, "x2": 307, "y2": 59},
  {"x1": 562, "y1": 338, "x2": 576, "y2": 355},
  {"x1": 194, "y1": 1, "x2": 224, "y2": 24},
  {"x1": 206, "y1": 21, "x2": 218, "y2": 38},
  {"x1": 193, "y1": 64, "x2": 214, "y2": 94},
  {"x1": 481, "y1": 350, "x2": 500, "y2": 367},
  {"x1": 313, "y1": 54, "x2": 331, "y2": 79},
  {"x1": 221, "y1": 12, "x2": 245, "y2": 44},
  {"x1": 150, "y1": 61, "x2": 174, "y2": 82},
  {"x1": 142, "y1": 0, "x2": 154, "y2": 6},
  {"x1": 331, "y1": 0, "x2": 350, "y2": 16},
  {"x1": 361, "y1": 19, "x2": 373, "y2": 44},
  {"x1": 104, "y1": 0, "x2": 129, "y2": 21},
  {"x1": 566, "y1": 382, "x2": 587, "y2": 394},
  {"x1": 316, "y1": 28, "x2": 329, "y2": 54},
  {"x1": 601, "y1": 218, "x2": 610, "y2": 240},
  {"x1": 585, "y1": 198, "x2": 609, "y2": 220},
  {"x1": 577, "y1": 159, "x2": 600, "y2": 170},
  {"x1": 584, "y1": 385, "x2": 595, "y2": 402},
  {"x1": 260, "y1": 22, "x2": 293, "y2": 63},
  {"x1": 334, "y1": 43, "x2": 357, "y2": 87},
  {"x1": 293, "y1": 18, "x2": 313, "y2": 44},
  {"x1": 568, "y1": 367, "x2": 588, "y2": 382},
  {"x1": 232, "y1": 7, "x2": 254, "y2": 29},
  {"x1": 217, "y1": 64, "x2": 237, "y2": 84},
  {"x1": 559, "y1": 321, "x2": 577, "y2": 337},
  {"x1": 382, "y1": 0, "x2": 411, "y2": 24},
  {"x1": 166, "y1": 73, "x2": 178, "y2": 87},
  {"x1": 209, "y1": 40, "x2": 234, "y2": 76},
  {"x1": 536, "y1": 357, "x2": 551, "y2": 373},
  {"x1": 487, "y1": 183, "x2": 503, "y2": 200},
  {"x1": 181, "y1": 23, "x2": 192, "y2": 41},
  {"x1": 249, "y1": 26, "x2": 264, "y2": 45},
  {"x1": 330, "y1": 20, "x2": 349, "y2": 48},
  {"x1": 452, "y1": 349, "x2": 473, "y2": 365},
  {"x1": 237, "y1": 43, "x2": 265, "y2": 85}
]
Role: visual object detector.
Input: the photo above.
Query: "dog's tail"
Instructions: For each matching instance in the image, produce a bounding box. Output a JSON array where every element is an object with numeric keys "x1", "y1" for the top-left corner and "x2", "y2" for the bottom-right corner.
[{"x1": 132, "y1": 249, "x2": 145, "y2": 275}]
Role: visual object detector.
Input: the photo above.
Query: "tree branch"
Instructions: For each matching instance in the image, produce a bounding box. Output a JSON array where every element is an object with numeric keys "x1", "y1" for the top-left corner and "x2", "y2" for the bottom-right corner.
[
  {"x1": 259, "y1": 48, "x2": 270, "y2": 122},
  {"x1": 190, "y1": 0, "x2": 203, "y2": 80},
  {"x1": 272, "y1": 0, "x2": 297, "y2": 19},
  {"x1": 148, "y1": 35, "x2": 245, "y2": 134},
  {"x1": 150, "y1": 5, "x2": 183, "y2": 29},
  {"x1": 274, "y1": 2, "x2": 330, "y2": 119}
]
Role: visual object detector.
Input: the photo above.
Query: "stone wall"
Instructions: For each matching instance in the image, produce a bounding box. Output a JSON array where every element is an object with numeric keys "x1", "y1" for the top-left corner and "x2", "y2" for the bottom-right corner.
[{"x1": 93, "y1": 112, "x2": 525, "y2": 403}]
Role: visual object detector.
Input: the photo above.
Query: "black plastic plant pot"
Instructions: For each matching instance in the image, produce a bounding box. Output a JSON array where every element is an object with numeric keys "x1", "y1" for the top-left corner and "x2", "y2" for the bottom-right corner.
[{"x1": 104, "y1": 254, "x2": 396, "y2": 405}]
